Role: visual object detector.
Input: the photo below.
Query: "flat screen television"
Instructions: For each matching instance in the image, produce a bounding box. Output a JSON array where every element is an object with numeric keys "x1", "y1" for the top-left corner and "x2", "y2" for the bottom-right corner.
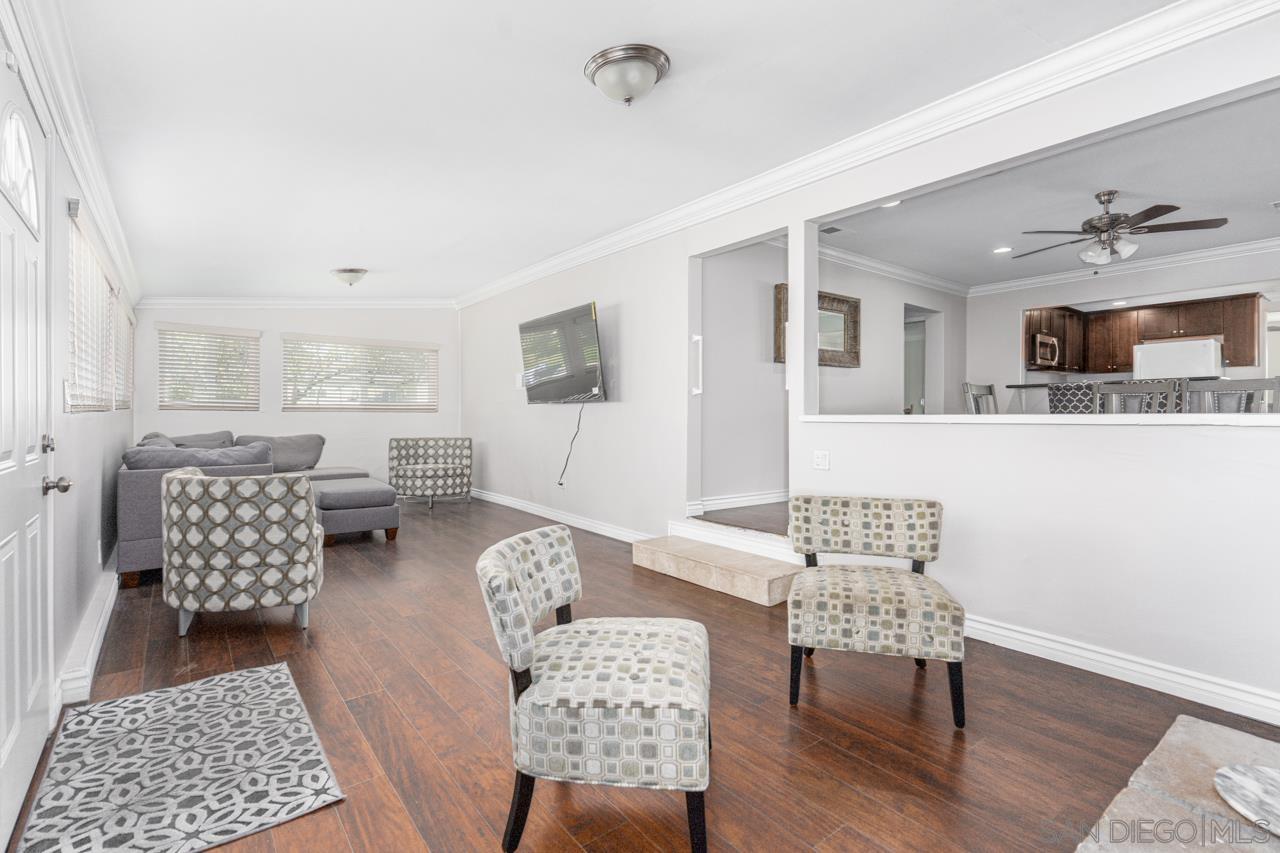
[{"x1": 519, "y1": 302, "x2": 606, "y2": 404}]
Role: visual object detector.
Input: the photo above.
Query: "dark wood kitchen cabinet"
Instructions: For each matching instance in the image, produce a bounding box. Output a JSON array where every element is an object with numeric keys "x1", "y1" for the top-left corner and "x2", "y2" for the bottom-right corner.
[
  {"x1": 1085, "y1": 308, "x2": 1139, "y2": 373},
  {"x1": 1222, "y1": 294, "x2": 1260, "y2": 366},
  {"x1": 1062, "y1": 310, "x2": 1085, "y2": 371},
  {"x1": 1139, "y1": 300, "x2": 1223, "y2": 339},
  {"x1": 1023, "y1": 306, "x2": 1084, "y2": 371}
]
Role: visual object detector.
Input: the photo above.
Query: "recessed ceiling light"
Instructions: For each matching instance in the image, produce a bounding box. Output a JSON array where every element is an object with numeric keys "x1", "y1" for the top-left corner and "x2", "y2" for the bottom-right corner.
[
  {"x1": 992, "y1": 247, "x2": 1012, "y2": 254},
  {"x1": 880, "y1": 200, "x2": 902, "y2": 208},
  {"x1": 1112, "y1": 300, "x2": 1128, "y2": 306}
]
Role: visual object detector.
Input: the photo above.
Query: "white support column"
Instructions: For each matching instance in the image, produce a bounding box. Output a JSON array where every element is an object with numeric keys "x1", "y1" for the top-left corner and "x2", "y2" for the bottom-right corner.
[{"x1": 787, "y1": 220, "x2": 819, "y2": 418}]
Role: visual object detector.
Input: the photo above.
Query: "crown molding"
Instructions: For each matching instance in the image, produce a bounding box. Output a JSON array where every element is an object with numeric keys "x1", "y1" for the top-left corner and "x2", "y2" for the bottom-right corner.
[
  {"x1": 136, "y1": 296, "x2": 458, "y2": 310},
  {"x1": 455, "y1": 0, "x2": 1280, "y2": 309},
  {"x1": 968, "y1": 236, "x2": 1280, "y2": 297},
  {"x1": 767, "y1": 237, "x2": 968, "y2": 296},
  {"x1": 12, "y1": 0, "x2": 141, "y2": 303}
]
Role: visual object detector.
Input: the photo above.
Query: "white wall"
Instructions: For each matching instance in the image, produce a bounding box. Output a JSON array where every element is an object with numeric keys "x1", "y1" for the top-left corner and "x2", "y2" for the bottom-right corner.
[
  {"x1": 49, "y1": 142, "x2": 133, "y2": 674},
  {"x1": 816, "y1": 257, "x2": 966, "y2": 414},
  {"x1": 460, "y1": 235, "x2": 691, "y2": 539},
  {"x1": 967, "y1": 261, "x2": 1280, "y2": 413},
  {"x1": 133, "y1": 303, "x2": 460, "y2": 480},
  {"x1": 699, "y1": 242, "x2": 787, "y2": 502}
]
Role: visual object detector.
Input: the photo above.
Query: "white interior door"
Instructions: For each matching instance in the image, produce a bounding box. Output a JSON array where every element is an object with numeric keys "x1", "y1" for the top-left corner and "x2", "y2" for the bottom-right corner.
[{"x1": 0, "y1": 73, "x2": 52, "y2": 842}]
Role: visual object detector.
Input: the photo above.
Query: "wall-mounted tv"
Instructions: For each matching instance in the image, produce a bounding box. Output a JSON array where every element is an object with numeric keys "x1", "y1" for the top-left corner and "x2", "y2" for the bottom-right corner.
[{"x1": 519, "y1": 302, "x2": 606, "y2": 404}]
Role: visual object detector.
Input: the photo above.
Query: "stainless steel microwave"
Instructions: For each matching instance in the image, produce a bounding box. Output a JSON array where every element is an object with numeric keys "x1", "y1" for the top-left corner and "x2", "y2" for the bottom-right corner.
[{"x1": 1033, "y1": 333, "x2": 1060, "y2": 368}]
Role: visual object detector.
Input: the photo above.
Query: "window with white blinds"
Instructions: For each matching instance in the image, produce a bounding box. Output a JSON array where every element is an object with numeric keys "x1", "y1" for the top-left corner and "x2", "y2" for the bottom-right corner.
[
  {"x1": 157, "y1": 324, "x2": 261, "y2": 410},
  {"x1": 67, "y1": 219, "x2": 133, "y2": 412},
  {"x1": 282, "y1": 334, "x2": 439, "y2": 411}
]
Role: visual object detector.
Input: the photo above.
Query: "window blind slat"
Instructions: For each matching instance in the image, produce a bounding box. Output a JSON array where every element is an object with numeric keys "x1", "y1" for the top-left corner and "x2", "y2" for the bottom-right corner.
[
  {"x1": 282, "y1": 336, "x2": 438, "y2": 411},
  {"x1": 67, "y1": 220, "x2": 132, "y2": 412},
  {"x1": 157, "y1": 326, "x2": 261, "y2": 410}
]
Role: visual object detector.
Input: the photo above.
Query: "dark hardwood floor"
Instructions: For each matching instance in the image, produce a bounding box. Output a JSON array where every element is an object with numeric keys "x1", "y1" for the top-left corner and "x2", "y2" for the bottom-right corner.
[
  {"x1": 11, "y1": 498, "x2": 1280, "y2": 852},
  {"x1": 695, "y1": 501, "x2": 789, "y2": 537}
]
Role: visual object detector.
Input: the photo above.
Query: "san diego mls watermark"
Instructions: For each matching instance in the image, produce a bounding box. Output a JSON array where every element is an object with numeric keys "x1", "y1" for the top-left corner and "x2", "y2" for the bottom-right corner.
[{"x1": 1043, "y1": 815, "x2": 1274, "y2": 846}]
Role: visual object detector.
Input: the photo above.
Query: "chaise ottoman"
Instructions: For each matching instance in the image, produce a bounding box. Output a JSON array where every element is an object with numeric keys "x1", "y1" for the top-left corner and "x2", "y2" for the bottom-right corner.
[{"x1": 311, "y1": 477, "x2": 400, "y2": 545}]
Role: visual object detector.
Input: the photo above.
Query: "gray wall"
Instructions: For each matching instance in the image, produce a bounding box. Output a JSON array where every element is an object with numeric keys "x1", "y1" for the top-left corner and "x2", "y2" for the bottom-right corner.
[
  {"x1": 49, "y1": 141, "x2": 133, "y2": 669},
  {"x1": 699, "y1": 242, "x2": 787, "y2": 501}
]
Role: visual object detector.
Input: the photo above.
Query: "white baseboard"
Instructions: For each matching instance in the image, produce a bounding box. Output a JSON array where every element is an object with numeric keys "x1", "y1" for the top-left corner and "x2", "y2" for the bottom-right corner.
[
  {"x1": 470, "y1": 490, "x2": 652, "y2": 544},
  {"x1": 698, "y1": 489, "x2": 789, "y2": 513},
  {"x1": 965, "y1": 614, "x2": 1280, "y2": 726},
  {"x1": 53, "y1": 565, "x2": 118, "y2": 708},
  {"x1": 668, "y1": 517, "x2": 802, "y2": 564}
]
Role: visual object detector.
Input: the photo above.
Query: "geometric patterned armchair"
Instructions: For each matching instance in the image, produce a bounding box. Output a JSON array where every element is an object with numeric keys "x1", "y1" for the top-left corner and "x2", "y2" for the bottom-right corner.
[
  {"x1": 475, "y1": 525, "x2": 711, "y2": 852},
  {"x1": 786, "y1": 495, "x2": 967, "y2": 728},
  {"x1": 388, "y1": 437, "x2": 472, "y2": 508},
  {"x1": 161, "y1": 467, "x2": 323, "y2": 638}
]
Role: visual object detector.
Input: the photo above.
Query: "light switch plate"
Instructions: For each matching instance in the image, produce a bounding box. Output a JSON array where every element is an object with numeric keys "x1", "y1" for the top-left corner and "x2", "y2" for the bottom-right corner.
[{"x1": 812, "y1": 450, "x2": 830, "y2": 470}]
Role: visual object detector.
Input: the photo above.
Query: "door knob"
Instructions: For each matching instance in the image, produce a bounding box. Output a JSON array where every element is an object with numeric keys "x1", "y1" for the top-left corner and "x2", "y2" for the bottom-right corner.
[{"x1": 42, "y1": 476, "x2": 73, "y2": 495}]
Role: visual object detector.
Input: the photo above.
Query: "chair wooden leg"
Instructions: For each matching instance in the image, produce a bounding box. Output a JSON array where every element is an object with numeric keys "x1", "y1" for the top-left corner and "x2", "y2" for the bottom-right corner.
[
  {"x1": 502, "y1": 771, "x2": 536, "y2": 851},
  {"x1": 686, "y1": 790, "x2": 707, "y2": 853},
  {"x1": 947, "y1": 661, "x2": 966, "y2": 729},
  {"x1": 803, "y1": 647, "x2": 814, "y2": 658},
  {"x1": 177, "y1": 608, "x2": 194, "y2": 638},
  {"x1": 915, "y1": 658, "x2": 927, "y2": 669},
  {"x1": 789, "y1": 645, "x2": 804, "y2": 705}
]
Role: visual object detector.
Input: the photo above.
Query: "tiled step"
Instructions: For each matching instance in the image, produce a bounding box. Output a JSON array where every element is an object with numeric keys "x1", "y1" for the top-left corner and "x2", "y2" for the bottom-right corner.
[{"x1": 631, "y1": 536, "x2": 802, "y2": 606}]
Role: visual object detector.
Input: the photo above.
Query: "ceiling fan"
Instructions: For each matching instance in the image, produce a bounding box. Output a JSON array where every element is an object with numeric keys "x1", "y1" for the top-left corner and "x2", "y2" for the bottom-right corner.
[{"x1": 1014, "y1": 189, "x2": 1228, "y2": 265}]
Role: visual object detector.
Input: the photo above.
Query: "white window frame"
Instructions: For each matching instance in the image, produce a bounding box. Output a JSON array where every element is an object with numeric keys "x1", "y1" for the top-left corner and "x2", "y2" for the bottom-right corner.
[
  {"x1": 156, "y1": 322, "x2": 262, "y2": 411},
  {"x1": 281, "y1": 333, "x2": 439, "y2": 412},
  {"x1": 0, "y1": 103, "x2": 39, "y2": 236}
]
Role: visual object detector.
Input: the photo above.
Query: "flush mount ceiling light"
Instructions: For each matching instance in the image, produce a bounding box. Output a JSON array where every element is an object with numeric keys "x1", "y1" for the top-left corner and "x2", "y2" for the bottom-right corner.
[
  {"x1": 584, "y1": 44, "x2": 670, "y2": 106},
  {"x1": 331, "y1": 268, "x2": 367, "y2": 286}
]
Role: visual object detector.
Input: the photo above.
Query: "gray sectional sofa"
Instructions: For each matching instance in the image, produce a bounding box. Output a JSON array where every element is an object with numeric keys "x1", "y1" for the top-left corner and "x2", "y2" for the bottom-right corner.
[{"x1": 116, "y1": 430, "x2": 399, "y2": 574}]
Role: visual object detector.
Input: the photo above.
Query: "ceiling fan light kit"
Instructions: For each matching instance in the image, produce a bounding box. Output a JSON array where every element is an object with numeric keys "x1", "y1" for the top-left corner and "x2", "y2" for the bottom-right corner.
[
  {"x1": 1015, "y1": 189, "x2": 1229, "y2": 265},
  {"x1": 584, "y1": 44, "x2": 670, "y2": 105}
]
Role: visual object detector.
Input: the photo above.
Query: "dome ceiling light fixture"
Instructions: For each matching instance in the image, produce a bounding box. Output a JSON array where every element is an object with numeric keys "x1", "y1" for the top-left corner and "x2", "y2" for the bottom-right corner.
[
  {"x1": 331, "y1": 268, "x2": 368, "y2": 286},
  {"x1": 584, "y1": 44, "x2": 670, "y2": 106}
]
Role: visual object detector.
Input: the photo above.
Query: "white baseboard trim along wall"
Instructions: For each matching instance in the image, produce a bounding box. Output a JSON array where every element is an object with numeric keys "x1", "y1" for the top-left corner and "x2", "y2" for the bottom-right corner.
[
  {"x1": 696, "y1": 490, "x2": 790, "y2": 513},
  {"x1": 470, "y1": 490, "x2": 651, "y2": 544},
  {"x1": 54, "y1": 568, "x2": 118, "y2": 709},
  {"x1": 964, "y1": 615, "x2": 1280, "y2": 726}
]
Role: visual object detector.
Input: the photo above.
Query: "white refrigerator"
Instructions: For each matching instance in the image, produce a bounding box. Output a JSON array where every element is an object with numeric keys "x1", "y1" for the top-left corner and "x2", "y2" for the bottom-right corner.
[{"x1": 1132, "y1": 338, "x2": 1224, "y2": 379}]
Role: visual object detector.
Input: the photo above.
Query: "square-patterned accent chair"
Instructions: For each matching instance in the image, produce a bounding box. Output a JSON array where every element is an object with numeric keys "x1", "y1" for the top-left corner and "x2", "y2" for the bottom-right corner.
[
  {"x1": 388, "y1": 437, "x2": 472, "y2": 508},
  {"x1": 162, "y1": 467, "x2": 323, "y2": 638},
  {"x1": 787, "y1": 495, "x2": 966, "y2": 728},
  {"x1": 476, "y1": 525, "x2": 711, "y2": 852}
]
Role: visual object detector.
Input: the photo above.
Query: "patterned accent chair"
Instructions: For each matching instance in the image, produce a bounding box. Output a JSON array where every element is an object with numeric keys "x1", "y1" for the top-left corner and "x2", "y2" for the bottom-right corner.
[
  {"x1": 388, "y1": 437, "x2": 472, "y2": 507},
  {"x1": 787, "y1": 495, "x2": 966, "y2": 728},
  {"x1": 161, "y1": 467, "x2": 324, "y2": 638},
  {"x1": 475, "y1": 525, "x2": 711, "y2": 852}
]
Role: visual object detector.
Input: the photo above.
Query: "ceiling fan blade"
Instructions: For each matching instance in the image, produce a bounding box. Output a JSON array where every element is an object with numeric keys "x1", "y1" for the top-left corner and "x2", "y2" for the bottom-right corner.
[
  {"x1": 1129, "y1": 218, "x2": 1228, "y2": 233},
  {"x1": 1012, "y1": 237, "x2": 1092, "y2": 259},
  {"x1": 1022, "y1": 230, "x2": 1089, "y2": 235},
  {"x1": 1124, "y1": 204, "x2": 1180, "y2": 228}
]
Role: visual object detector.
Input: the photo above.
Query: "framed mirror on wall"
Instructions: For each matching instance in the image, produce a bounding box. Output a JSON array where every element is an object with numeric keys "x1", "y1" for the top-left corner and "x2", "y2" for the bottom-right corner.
[{"x1": 772, "y1": 283, "x2": 860, "y2": 367}]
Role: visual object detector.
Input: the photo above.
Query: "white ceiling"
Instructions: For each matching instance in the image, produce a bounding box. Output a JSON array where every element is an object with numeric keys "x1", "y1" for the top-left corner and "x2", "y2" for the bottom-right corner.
[
  {"x1": 60, "y1": 0, "x2": 1176, "y2": 300},
  {"x1": 822, "y1": 88, "x2": 1280, "y2": 287}
]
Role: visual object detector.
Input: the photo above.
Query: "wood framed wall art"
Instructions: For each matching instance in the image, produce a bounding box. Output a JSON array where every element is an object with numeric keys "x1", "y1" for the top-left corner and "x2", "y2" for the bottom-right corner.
[{"x1": 773, "y1": 283, "x2": 861, "y2": 367}]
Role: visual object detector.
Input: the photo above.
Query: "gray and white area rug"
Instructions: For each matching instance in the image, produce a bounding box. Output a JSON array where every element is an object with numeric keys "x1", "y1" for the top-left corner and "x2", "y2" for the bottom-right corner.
[{"x1": 19, "y1": 663, "x2": 343, "y2": 852}]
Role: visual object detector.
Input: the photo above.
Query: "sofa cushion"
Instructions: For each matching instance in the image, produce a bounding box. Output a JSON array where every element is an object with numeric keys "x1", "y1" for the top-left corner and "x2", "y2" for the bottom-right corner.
[
  {"x1": 306, "y1": 466, "x2": 370, "y2": 482},
  {"x1": 122, "y1": 441, "x2": 272, "y2": 470},
  {"x1": 235, "y1": 434, "x2": 325, "y2": 472},
  {"x1": 312, "y1": 477, "x2": 397, "y2": 510},
  {"x1": 139, "y1": 430, "x2": 234, "y2": 449}
]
